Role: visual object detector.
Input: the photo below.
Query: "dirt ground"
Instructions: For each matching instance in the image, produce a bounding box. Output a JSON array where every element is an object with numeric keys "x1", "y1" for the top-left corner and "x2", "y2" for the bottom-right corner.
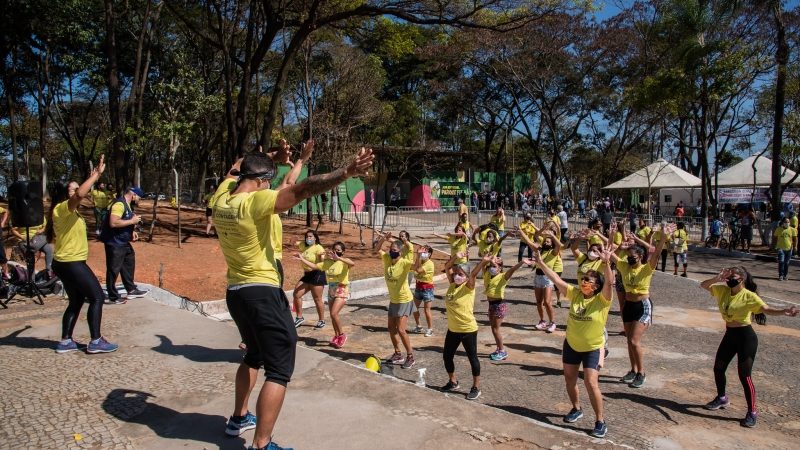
[{"x1": 6, "y1": 199, "x2": 446, "y2": 301}]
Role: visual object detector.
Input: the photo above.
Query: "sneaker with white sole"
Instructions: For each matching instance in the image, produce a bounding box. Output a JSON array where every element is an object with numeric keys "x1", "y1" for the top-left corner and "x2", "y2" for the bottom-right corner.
[
  {"x1": 546, "y1": 322, "x2": 557, "y2": 333},
  {"x1": 424, "y1": 329, "x2": 434, "y2": 337},
  {"x1": 466, "y1": 386, "x2": 481, "y2": 400},
  {"x1": 491, "y1": 350, "x2": 508, "y2": 361},
  {"x1": 411, "y1": 325, "x2": 424, "y2": 334},
  {"x1": 401, "y1": 354, "x2": 416, "y2": 369},
  {"x1": 534, "y1": 320, "x2": 548, "y2": 330},
  {"x1": 704, "y1": 395, "x2": 730, "y2": 410},
  {"x1": 387, "y1": 352, "x2": 405, "y2": 365},
  {"x1": 590, "y1": 420, "x2": 607, "y2": 438},
  {"x1": 225, "y1": 411, "x2": 256, "y2": 436},
  {"x1": 620, "y1": 370, "x2": 636, "y2": 383},
  {"x1": 293, "y1": 317, "x2": 305, "y2": 328},
  {"x1": 441, "y1": 380, "x2": 460, "y2": 392},
  {"x1": 86, "y1": 337, "x2": 118, "y2": 354},
  {"x1": 125, "y1": 288, "x2": 148, "y2": 298},
  {"x1": 56, "y1": 339, "x2": 79, "y2": 354},
  {"x1": 314, "y1": 320, "x2": 326, "y2": 329},
  {"x1": 563, "y1": 407, "x2": 583, "y2": 423}
]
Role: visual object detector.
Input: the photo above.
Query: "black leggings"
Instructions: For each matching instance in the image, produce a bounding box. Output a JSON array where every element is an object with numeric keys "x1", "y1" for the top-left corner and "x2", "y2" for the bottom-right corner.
[
  {"x1": 518, "y1": 242, "x2": 532, "y2": 262},
  {"x1": 54, "y1": 260, "x2": 105, "y2": 340},
  {"x1": 443, "y1": 330, "x2": 480, "y2": 377},
  {"x1": 714, "y1": 326, "x2": 758, "y2": 412},
  {"x1": 660, "y1": 249, "x2": 668, "y2": 272}
]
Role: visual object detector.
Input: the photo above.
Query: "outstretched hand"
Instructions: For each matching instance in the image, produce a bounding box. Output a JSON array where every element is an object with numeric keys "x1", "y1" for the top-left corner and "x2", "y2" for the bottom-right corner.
[
  {"x1": 345, "y1": 147, "x2": 374, "y2": 178},
  {"x1": 716, "y1": 267, "x2": 733, "y2": 282},
  {"x1": 92, "y1": 154, "x2": 106, "y2": 177},
  {"x1": 299, "y1": 139, "x2": 314, "y2": 161},
  {"x1": 663, "y1": 223, "x2": 678, "y2": 235}
]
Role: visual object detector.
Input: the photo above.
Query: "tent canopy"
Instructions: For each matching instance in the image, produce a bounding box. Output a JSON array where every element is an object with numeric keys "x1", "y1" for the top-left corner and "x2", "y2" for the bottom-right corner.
[
  {"x1": 716, "y1": 155, "x2": 799, "y2": 187},
  {"x1": 603, "y1": 159, "x2": 701, "y2": 190}
]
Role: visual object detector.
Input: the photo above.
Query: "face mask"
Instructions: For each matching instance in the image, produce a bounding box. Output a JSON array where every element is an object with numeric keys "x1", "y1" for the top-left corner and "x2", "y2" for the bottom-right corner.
[
  {"x1": 580, "y1": 282, "x2": 595, "y2": 297},
  {"x1": 389, "y1": 250, "x2": 401, "y2": 259},
  {"x1": 420, "y1": 252, "x2": 430, "y2": 260},
  {"x1": 305, "y1": 238, "x2": 314, "y2": 246},
  {"x1": 489, "y1": 267, "x2": 500, "y2": 276},
  {"x1": 782, "y1": 223, "x2": 790, "y2": 229},
  {"x1": 541, "y1": 245, "x2": 552, "y2": 251},
  {"x1": 726, "y1": 278, "x2": 741, "y2": 288},
  {"x1": 334, "y1": 251, "x2": 343, "y2": 257},
  {"x1": 587, "y1": 251, "x2": 599, "y2": 261},
  {"x1": 486, "y1": 237, "x2": 495, "y2": 243},
  {"x1": 460, "y1": 218, "x2": 467, "y2": 223},
  {"x1": 453, "y1": 274, "x2": 467, "y2": 285},
  {"x1": 627, "y1": 256, "x2": 638, "y2": 266}
]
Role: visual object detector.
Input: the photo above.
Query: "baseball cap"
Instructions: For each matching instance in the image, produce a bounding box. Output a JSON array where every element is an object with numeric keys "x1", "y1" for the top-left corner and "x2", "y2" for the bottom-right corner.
[{"x1": 129, "y1": 187, "x2": 145, "y2": 197}]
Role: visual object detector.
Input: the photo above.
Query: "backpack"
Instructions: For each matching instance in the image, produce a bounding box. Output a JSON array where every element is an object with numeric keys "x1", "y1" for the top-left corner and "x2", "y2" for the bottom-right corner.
[{"x1": 99, "y1": 199, "x2": 132, "y2": 243}]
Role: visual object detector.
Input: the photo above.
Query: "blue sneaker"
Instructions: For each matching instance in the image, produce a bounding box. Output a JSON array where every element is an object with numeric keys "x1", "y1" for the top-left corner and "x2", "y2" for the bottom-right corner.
[
  {"x1": 741, "y1": 411, "x2": 757, "y2": 428},
  {"x1": 248, "y1": 442, "x2": 293, "y2": 450},
  {"x1": 490, "y1": 350, "x2": 508, "y2": 361},
  {"x1": 590, "y1": 420, "x2": 608, "y2": 438},
  {"x1": 563, "y1": 407, "x2": 583, "y2": 423},
  {"x1": 56, "y1": 339, "x2": 79, "y2": 354},
  {"x1": 226, "y1": 411, "x2": 257, "y2": 436},
  {"x1": 86, "y1": 337, "x2": 118, "y2": 354}
]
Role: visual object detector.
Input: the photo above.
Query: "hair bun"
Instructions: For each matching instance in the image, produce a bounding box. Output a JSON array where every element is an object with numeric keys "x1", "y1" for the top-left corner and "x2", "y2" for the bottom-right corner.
[{"x1": 229, "y1": 169, "x2": 241, "y2": 176}]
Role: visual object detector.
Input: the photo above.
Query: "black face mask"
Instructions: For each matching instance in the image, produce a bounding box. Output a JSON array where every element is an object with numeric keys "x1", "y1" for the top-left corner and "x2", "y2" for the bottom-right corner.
[
  {"x1": 726, "y1": 278, "x2": 741, "y2": 288},
  {"x1": 541, "y1": 245, "x2": 552, "y2": 251},
  {"x1": 627, "y1": 256, "x2": 638, "y2": 265},
  {"x1": 335, "y1": 251, "x2": 343, "y2": 257}
]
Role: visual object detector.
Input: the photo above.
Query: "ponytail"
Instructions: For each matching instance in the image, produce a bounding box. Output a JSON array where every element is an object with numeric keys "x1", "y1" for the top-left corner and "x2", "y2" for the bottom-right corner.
[{"x1": 45, "y1": 182, "x2": 69, "y2": 244}]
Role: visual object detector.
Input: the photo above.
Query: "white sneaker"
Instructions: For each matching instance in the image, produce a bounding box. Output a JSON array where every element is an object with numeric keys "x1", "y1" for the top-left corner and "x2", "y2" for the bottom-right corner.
[
  {"x1": 412, "y1": 325, "x2": 424, "y2": 334},
  {"x1": 424, "y1": 329, "x2": 434, "y2": 337},
  {"x1": 535, "y1": 320, "x2": 548, "y2": 330},
  {"x1": 546, "y1": 322, "x2": 557, "y2": 333}
]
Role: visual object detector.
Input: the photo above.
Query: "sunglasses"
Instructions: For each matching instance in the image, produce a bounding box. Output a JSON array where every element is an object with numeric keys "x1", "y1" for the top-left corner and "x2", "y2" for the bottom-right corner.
[{"x1": 581, "y1": 277, "x2": 597, "y2": 284}]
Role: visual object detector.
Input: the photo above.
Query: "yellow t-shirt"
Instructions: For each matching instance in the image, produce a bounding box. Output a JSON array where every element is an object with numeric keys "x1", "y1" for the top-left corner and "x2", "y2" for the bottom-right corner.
[
  {"x1": 212, "y1": 179, "x2": 280, "y2": 286},
  {"x1": 382, "y1": 252, "x2": 413, "y2": 303},
  {"x1": 203, "y1": 193, "x2": 214, "y2": 208},
  {"x1": 447, "y1": 235, "x2": 468, "y2": 264},
  {"x1": 91, "y1": 189, "x2": 109, "y2": 209},
  {"x1": 615, "y1": 259, "x2": 655, "y2": 294},
  {"x1": 109, "y1": 201, "x2": 129, "y2": 218},
  {"x1": 575, "y1": 250, "x2": 604, "y2": 281},
  {"x1": 318, "y1": 259, "x2": 349, "y2": 284},
  {"x1": 459, "y1": 203, "x2": 469, "y2": 216},
  {"x1": 670, "y1": 229, "x2": 689, "y2": 253},
  {"x1": 519, "y1": 221, "x2": 537, "y2": 240},
  {"x1": 444, "y1": 283, "x2": 478, "y2": 333},
  {"x1": 299, "y1": 242, "x2": 325, "y2": 272},
  {"x1": 490, "y1": 215, "x2": 505, "y2": 231},
  {"x1": 773, "y1": 226, "x2": 797, "y2": 251},
  {"x1": 477, "y1": 238, "x2": 501, "y2": 257},
  {"x1": 613, "y1": 231, "x2": 625, "y2": 256},
  {"x1": 636, "y1": 226, "x2": 651, "y2": 241},
  {"x1": 588, "y1": 234, "x2": 603, "y2": 246},
  {"x1": 52, "y1": 201, "x2": 89, "y2": 262},
  {"x1": 415, "y1": 259, "x2": 435, "y2": 283},
  {"x1": 14, "y1": 219, "x2": 46, "y2": 240},
  {"x1": 565, "y1": 285, "x2": 611, "y2": 352},
  {"x1": 540, "y1": 248, "x2": 563, "y2": 273},
  {"x1": 483, "y1": 271, "x2": 508, "y2": 299},
  {"x1": 711, "y1": 285, "x2": 766, "y2": 325},
  {"x1": 550, "y1": 215, "x2": 561, "y2": 226},
  {"x1": 791, "y1": 215, "x2": 798, "y2": 230},
  {"x1": 269, "y1": 215, "x2": 283, "y2": 260}
]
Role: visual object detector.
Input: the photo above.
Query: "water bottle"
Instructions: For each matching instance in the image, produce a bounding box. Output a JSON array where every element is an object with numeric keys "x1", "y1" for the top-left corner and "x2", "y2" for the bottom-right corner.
[{"x1": 416, "y1": 368, "x2": 427, "y2": 387}]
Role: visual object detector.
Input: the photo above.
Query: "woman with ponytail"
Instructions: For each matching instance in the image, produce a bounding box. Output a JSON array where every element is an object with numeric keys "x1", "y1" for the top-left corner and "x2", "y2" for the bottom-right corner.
[
  {"x1": 47, "y1": 155, "x2": 118, "y2": 354},
  {"x1": 700, "y1": 266, "x2": 798, "y2": 428}
]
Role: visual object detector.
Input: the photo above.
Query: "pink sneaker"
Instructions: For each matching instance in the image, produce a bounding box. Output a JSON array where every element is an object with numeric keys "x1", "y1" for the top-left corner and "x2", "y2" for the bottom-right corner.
[
  {"x1": 329, "y1": 335, "x2": 339, "y2": 347},
  {"x1": 546, "y1": 322, "x2": 557, "y2": 333},
  {"x1": 337, "y1": 334, "x2": 347, "y2": 348},
  {"x1": 535, "y1": 320, "x2": 548, "y2": 330}
]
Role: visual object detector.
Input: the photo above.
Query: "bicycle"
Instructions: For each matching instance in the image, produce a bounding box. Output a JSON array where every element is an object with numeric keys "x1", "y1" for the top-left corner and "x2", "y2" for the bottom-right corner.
[{"x1": 726, "y1": 225, "x2": 740, "y2": 252}]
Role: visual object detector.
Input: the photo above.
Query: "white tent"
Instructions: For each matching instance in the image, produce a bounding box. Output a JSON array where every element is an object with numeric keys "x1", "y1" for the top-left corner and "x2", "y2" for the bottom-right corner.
[
  {"x1": 715, "y1": 155, "x2": 799, "y2": 187},
  {"x1": 603, "y1": 158, "x2": 701, "y2": 190}
]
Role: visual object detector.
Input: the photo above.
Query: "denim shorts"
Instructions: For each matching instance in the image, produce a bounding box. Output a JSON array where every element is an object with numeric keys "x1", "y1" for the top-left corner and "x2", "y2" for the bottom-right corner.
[
  {"x1": 414, "y1": 288, "x2": 434, "y2": 303},
  {"x1": 534, "y1": 274, "x2": 554, "y2": 289}
]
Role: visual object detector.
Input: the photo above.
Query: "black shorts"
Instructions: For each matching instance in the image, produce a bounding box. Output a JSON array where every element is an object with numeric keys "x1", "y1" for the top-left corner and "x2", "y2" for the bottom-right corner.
[
  {"x1": 226, "y1": 285, "x2": 297, "y2": 386},
  {"x1": 562, "y1": 340, "x2": 600, "y2": 370},
  {"x1": 300, "y1": 269, "x2": 327, "y2": 286},
  {"x1": 741, "y1": 225, "x2": 753, "y2": 241},
  {"x1": 622, "y1": 298, "x2": 653, "y2": 324},
  {"x1": 205, "y1": 207, "x2": 212, "y2": 217},
  {"x1": 0, "y1": 239, "x2": 6, "y2": 264}
]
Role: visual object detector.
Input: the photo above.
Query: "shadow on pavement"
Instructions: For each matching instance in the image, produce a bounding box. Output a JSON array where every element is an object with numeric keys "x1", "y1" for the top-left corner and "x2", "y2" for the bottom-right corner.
[
  {"x1": 0, "y1": 326, "x2": 56, "y2": 350},
  {"x1": 604, "y1": 391, "x2": 741, "y2": 424},
  {"x1": 102, "y1": 389, "x2": 243, "y2": 448},
  {"x1": 487, "y1": 403, "x2": 588, "y2": 433},
  {"x1": 151, "y1": 334, "x2": 243, "y2": 363},
  {"x1": 504, "y1": 342, "x2": 562, "y2": 356}
]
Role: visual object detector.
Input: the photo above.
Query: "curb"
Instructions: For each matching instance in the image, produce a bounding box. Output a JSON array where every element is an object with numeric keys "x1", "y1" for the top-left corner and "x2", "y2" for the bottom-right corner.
[{"x1": 135, "y1": 273, "x2": 449, "y2": 321}]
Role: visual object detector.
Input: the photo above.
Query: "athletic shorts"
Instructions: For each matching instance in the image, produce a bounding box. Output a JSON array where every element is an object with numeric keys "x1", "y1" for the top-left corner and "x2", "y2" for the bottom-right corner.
[
  {"x1": 414, "y1": 288, "x2": 434, "y2": 303},
  {"x1": 226, "y1": 284, "x2": 297, "y2": 386},
  {"x1": 327, "y1": 282, "x2": 349, "y2": 302},
  {"x1": 300, "y1": 269, "x2": 327, "y2": 286},
  {"x1": 388, "y1": 301, "x2": 417, "y2": 317},
  {"x1": 205, "y1": 207, "x2": 212, "y2": 217},
  {"x1": 741, "y1": 225, "x2": 753, "y2": 241},
  {"x1": 562, "y1": 340, "x2": 601, "y2": 370},
  {"x1": 673, "y1": 252, "x2": 688, "y2": 265},
  {"x1": 488, "y1": 300, "x2": 508, "y2": 319},
  {"x1": 534, "y1": 274, "x2": 554, "y2": 289},
  {"x1": 622, "y1": 298, "x2": 653, "y2": 324},
  {"x1": 0, "y1": 239, "x2": 6, "y2": 264}
]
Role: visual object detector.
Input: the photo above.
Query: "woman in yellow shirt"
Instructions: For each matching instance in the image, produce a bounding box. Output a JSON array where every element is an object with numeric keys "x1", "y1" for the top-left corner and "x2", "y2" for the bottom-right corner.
[
  {"x1": 298, "y1": 241, "x2": 354, "y2": 349},
  {"x1": 482, "y1": 255, "x2": 529, "y2": 361},
  {"x1": 700, "y1": 266, "x2": 798, "y2": 428},
  {"x1": 411, "y1": 245, "x2": 436, "y2": 336},
  {"x1": 292, "y1": 230, "x2": 327, "y2": 329},
  {"x1": 434, "y1": 224, "x2": 469, "y2": 265},
  {"x1": 374, "y1": 232, "x2": 416, "y2": 369},
  {"x1": 532, "y1": 246, "x2": 614, "y2": 438},
  {"x1": 520, "y1": 229, "x2": 562, "y2": 333},
  {"x1": 440, "y1": 252, "x2": 484, "y2": 401},
  {"x1": 671, "y1": 222, "x2": 689, "y2": 277},
  {"x1": 490, "y1": 207, "x2": 506, "y2": 237},
  {"x1": 45, "y1": 155, "x2": 118, "y2": 354},
  {"x1": 773, "y1": 217, "x2": 797, "y2": 281},
  {"x1": 608, "y1": 223, "x2": 673, "y2": 389},
  {"x1": 517, "y1": 213, "x2": 537, "y2": 262}
]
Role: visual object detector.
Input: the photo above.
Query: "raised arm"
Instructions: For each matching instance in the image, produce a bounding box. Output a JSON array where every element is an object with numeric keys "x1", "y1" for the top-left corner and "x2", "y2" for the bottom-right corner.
[
  {"x1": 519, "y1": 226, "x2": 538, "y2": 250},
  {"x1": 295, "y1": 252, "x2": 319, "y2": 270},
  {"x1": 648, "y1": 224, "x2": 674, "y2": 269},
  {"x1": 700, "y1": 268, "x2": 729, "y2": 293},
  {"x1": 532, "y1": 249, "x2": 569, "y2": 294},
  {"x1": 69, "y1": 154, "x2": 106, "y2": 212},
  {"x1": 275, "y1": 146, "x2": 373, "y2": 213},
  {"x1": 373, "y1": 231, "x2": 391, "y2": 254},
  {"x1": 599, "y1": 249, "x2": 614, "y2": 301},
  {"x1": 328, "y1": 249, "x2": 355, "y2": 268},
  {"x1": 504, "y1": 258, "x2": 529, "y2": 280},
  {"x1": 278, "y1": 140, "x2": 314, "y2": 190},
  {"x1": 469, "y1": 254, "x2": 492, "y2": 289}
]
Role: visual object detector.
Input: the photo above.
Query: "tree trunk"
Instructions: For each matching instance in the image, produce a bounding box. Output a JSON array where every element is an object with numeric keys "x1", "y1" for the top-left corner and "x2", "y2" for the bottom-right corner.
[
  {"x1": 770, "y1": 2, "x2": 788, "y2": 222},
  {"x1": 104, "y1": 0, "x2": 126, "y2": 191}
]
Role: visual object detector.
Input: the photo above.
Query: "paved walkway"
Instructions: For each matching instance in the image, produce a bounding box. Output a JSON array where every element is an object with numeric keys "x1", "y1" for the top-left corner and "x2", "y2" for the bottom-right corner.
[
  {"x1": 294, "y1": 241, "x2": 800, "y2": 449},
  {"x1": 0, "y1": 292, "x2": 610, "y2": 450}
]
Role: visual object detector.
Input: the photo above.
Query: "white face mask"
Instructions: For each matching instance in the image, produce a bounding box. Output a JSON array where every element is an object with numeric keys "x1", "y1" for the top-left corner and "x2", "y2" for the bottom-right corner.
[
  {"x1": 587, "y1": 251, "x2": 600, "y2": 261},
  {"x1": 305, "y1": 238, "x2": 314, "y2": 246},
  {"x1": 489, "y1": 267, "x2": 500, "y2": 276},
  {"x1": 420, "y1": 252, "x2": 430, "y2": 260},
  {"x1": 453, "y1": 274, "x2": 467, "y2": 285}
]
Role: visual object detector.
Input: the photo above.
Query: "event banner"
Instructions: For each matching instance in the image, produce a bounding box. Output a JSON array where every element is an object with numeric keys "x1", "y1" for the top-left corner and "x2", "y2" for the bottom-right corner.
[
  {"x1": 718, "y1": 188, "x2": 800, "y2": 204},
  {"x1": 429, "y1": 181, "x2": 470, "y2": 199}
]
